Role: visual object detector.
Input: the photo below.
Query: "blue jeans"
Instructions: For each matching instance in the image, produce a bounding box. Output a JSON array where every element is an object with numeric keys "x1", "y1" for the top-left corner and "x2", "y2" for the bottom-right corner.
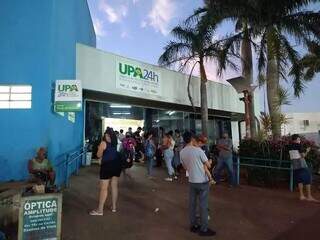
[
  {"x1": 189, "y1": 182, "x2": 210, "y2": 231},
  {"x1": 214, "y1": 156, "x2": 235, "y2": 186},
  {"x1": 163, "y1": 149, "x2": 175, "y2": 176},
  {"x1": 147, "y1": 156, "x2": 154, "y2": 176}
]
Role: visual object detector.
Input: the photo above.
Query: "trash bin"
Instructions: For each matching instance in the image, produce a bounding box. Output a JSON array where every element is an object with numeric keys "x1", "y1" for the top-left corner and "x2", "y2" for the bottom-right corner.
[{"x1": 86, "y1": 152, "x2": 92, "y2": 166}]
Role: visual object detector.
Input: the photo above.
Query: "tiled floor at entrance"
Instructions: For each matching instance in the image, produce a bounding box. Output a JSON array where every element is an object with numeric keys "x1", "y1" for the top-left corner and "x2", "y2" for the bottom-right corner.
[{"x1": 62, "y1": 164, "x2": 320, "y2": 240}]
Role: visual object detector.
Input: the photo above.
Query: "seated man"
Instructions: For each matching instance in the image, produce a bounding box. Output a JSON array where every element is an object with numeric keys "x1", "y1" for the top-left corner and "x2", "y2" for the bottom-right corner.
[{"x1": 28, "y1": 147, "x2": 55, "y2": 185}]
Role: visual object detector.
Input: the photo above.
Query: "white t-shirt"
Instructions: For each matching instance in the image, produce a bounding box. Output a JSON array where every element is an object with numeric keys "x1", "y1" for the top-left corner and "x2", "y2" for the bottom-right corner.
[{"x1": 180, "y1": 145, "x2": 209, "y2": 183}]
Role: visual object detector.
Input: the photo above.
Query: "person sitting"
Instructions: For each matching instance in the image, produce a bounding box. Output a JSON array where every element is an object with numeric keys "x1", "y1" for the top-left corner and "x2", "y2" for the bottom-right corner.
[{"x1": 28, "y1": 147, "x2": 55, "y2": 186}]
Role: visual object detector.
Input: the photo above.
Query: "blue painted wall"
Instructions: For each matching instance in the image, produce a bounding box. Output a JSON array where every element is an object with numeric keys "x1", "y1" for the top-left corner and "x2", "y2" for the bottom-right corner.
[{"x1": 0, "y1": 0, "x2": 96, "y2": 182}]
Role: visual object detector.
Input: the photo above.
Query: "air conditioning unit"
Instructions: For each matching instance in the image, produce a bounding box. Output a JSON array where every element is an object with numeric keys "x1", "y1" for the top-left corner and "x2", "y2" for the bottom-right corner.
[{"x1": 303, "y1": 120, "x2": 310, "y2": 126}]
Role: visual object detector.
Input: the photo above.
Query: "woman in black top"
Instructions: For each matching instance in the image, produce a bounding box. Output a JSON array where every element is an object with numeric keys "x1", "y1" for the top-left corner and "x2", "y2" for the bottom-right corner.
[{"x1": 90, "y1": 128, "x2": 122, "y2": 216}]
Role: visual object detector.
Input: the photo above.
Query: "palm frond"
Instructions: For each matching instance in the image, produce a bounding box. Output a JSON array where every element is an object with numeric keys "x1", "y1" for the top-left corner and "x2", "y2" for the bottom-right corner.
[{"x1": 158, "y1": 41, "x2": 193, "y2": 67}]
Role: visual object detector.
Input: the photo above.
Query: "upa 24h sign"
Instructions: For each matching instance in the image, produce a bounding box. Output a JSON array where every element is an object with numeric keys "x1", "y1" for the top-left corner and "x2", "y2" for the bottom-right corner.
[
  {"x1": 18, "y1": 193, "x2": 62, "y2": 240},
  {"x1": 116, "y1": 60, "x2": 162, "y2": 96},
  {"x1": 54, "y1": 80, "x2": 82, "y2": 112}
]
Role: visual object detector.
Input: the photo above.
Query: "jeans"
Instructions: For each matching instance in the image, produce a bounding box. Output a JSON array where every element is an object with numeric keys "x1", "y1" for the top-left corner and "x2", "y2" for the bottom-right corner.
[
  {"x1": 214, "y1": 155, "x2": 235, "y2": 186},
  {"x1": 189, "y1": 182, "x2": 210, "y2": 232},
  {"x1": 163, "y1": 149, "x2": 175, "y2": 176},
  {"x1": 147, "y1": 156, "x2": 154, "y2": 176}
]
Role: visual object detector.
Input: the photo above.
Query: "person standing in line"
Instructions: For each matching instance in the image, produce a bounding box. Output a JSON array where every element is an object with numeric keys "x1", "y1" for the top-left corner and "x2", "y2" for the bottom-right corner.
[
  {"x1": 134, "y1": 127, "x2": 145, "y2": 163},
  {"x1": 180, "y1": 131, "x2": 216, "y2": 237},
  {"x1": 289, "y1": 134, "x2": 318, "y2": 202},
  {"x1": 121, "y1": 132, "x2": 136, "y2": 177},
  {"x1": 90, "y1": 128, "x2": 121, "y2": 216},
  {"x1": 173, "y1": 129, "x2": 184, "y2": 176},
  {"x1": 118, "y1": 129, "x2": 125, "y2": 142},
  {"x1": 145, "y1": 131, "x2": 156, "y2": 178},
  {"x1": 214, "y1": 133, "x2": 235, "y2": 186},
  {"x1": 162, "y1": 132, "x2": 176, "y2": 181}
]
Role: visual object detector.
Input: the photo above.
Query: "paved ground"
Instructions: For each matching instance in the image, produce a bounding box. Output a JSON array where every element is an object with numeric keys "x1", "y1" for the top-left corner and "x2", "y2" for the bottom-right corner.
[{"x1": 61, "y1": 164, "x2": 320, "y2": 240}]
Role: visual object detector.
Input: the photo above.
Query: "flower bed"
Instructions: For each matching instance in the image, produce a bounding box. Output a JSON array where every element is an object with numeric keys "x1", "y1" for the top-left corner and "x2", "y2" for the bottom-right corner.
[{"x1": 238, "y1": 136, "x2": 320, "y2": 187}]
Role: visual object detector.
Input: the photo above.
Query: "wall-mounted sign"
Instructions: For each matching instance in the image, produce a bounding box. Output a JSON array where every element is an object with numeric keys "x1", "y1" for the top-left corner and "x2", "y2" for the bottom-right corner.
[
  {"x1": 18, "y1": 193, "x2": 62, "y2": 240},
  {"x1": 54, "y1": 80, "x2": 82, "y2": 112},
  {"x1": 116, "y1": 60, "x2": 161, "y2": 96}
]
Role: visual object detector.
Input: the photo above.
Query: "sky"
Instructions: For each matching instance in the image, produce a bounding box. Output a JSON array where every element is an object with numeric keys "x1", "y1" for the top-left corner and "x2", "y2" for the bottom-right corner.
[{"x1": 87, "y1": 0, "x2": 320, "y2": 113}]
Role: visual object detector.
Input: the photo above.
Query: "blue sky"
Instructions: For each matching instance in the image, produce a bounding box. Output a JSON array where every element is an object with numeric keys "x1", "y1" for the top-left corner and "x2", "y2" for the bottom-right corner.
[{"x1": 87, "y1": 0, "x2": 320, "y2": 113}]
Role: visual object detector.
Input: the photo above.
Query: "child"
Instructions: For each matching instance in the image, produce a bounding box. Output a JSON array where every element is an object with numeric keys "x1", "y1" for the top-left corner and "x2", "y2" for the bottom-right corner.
[{"x1": 195, "y1": 135, "x2": 216, "y2": 185}]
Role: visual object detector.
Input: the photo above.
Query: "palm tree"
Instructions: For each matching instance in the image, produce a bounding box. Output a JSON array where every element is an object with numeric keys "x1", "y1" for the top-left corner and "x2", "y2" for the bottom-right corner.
[
  {"x1": 201, "y1": 0, "x2": 320, "y2": 138},
  {"x1": 198, "y1": 0, "x2": 258, "y2": 138},
  {"x1": 301, "y1": 40, "x2": 320, "y2": 80},
  {"x1": 158, "y1": 18, "x2": 235, "y2": 136}
]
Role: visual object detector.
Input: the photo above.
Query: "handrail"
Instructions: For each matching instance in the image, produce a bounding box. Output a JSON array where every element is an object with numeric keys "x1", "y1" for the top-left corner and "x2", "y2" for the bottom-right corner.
[
  {"x1": 54, "y1": 146, "x2": 87, "y2": 188},
  {"x1": 235, "y1": 156, "x2": 294, "y2": 192}
]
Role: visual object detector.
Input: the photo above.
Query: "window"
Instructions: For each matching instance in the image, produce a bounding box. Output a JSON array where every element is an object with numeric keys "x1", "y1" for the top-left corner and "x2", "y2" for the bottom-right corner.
[
  {"x1": 0, "y1": 85, "x2": 32, "y2": 109},
  {"x1": 303, "y1": 120, "x2": 310, "y2": 127}
]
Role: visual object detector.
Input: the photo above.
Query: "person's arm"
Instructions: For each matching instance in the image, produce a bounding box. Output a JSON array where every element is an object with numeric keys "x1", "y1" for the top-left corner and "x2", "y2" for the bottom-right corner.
[
  {"x1": 200, "y1": 149, "x2": 211, "y2": 168},
  {"x1": 301, "y1": 147, "x2": 311, "y2": 158},
  {"x1": 97, "y1": 141, "x2": 107, "y2": 159},
  {"x1": 28, "y1": 160, "x2": 36, "y2": 174}
]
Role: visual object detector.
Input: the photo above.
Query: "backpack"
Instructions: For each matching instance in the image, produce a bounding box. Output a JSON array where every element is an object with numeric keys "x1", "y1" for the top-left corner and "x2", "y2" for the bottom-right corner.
[{"x1": 145, "y1": 140, "x2": 155, "y2": 158}]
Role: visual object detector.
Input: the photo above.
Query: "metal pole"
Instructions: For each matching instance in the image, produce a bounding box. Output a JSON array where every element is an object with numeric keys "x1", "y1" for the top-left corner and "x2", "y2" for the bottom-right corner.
[
  {"x1": 237, "y1": 155, "x2": 240, "y2": 185},
  {"x1": 243, "y1": 90, "x2": 251, "y2": 138},
  {"x1": 290, "y1": 165, "x2": 293, "y2": 192},
  {"x1": 65, "y1": 154, "x2": 70, "y2": 188}
]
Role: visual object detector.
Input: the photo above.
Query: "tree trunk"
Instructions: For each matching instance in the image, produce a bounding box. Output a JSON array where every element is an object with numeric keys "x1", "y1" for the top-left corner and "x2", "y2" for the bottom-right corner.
[
  {"x1": 199, "y1": 58, "x2": 208, "y2": 136},
  {"x1": 241, "y1": 29, "x2": 257, "y2": 138},
  {"x1": 266, "y1": 33, "x2": 281, "y2": 138}
]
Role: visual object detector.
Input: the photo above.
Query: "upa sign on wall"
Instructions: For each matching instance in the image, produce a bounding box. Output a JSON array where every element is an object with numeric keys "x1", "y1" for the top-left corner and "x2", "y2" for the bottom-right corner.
[
  {"x1": 54, "y1": 80, "x2": 82, "y2": 112},
  {"x1": 116, "y1": 60, "x2": 161, "y2": 96},
  {"x1": 18, "y1": 194, "x2": 62, "y2": 240}
]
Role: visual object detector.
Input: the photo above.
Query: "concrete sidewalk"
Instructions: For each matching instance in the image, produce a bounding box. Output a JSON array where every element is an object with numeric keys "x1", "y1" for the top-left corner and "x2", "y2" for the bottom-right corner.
[{"x1": 62, "y1": 165, "x2": 320, "y2": 240}]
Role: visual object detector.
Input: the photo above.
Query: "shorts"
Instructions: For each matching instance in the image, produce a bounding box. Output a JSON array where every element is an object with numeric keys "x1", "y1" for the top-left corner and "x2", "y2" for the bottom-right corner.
[
  {"x1": 100, "y1": 161, "x2": 122, "y2": 180},
  {"x1": 294, "y1": 168, "x2": 312, "y2": 185}
]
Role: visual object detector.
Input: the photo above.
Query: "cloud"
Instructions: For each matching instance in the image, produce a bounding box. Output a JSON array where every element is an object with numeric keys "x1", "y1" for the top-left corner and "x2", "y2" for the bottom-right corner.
[
  {"x1": 146, "y1": 0, "x2": 176, "y2": 35},
  {"x1": 92, "y1": 18, "x2": 106, "y2": 38},
  {"x1": 140, "y1": 21, "x2": 147, "y2": 28},
  {"x1": 99, "y1": 1, "x2": 128, "y2": 23},
  {"x1": 121, "y1": 31, "x2": 129, "y2": 38}
]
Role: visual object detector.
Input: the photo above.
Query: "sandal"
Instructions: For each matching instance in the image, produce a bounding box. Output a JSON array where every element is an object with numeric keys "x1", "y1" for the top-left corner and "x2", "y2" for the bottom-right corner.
[{"x1": 89, "y1": 210, "x2": 103, "y2": 216}]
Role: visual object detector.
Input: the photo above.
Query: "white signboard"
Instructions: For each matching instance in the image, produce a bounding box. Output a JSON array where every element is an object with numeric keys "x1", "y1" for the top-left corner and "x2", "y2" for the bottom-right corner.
[
  {"x1": 54, "y1": 80, "x2": 82, "y2": 112},
  {"x1": 116, "y1": 60, "x2": 161, "y2": 96}
]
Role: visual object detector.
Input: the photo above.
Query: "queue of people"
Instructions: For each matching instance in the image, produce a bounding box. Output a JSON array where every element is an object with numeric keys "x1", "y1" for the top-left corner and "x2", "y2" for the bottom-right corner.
[{"x1": 27, "y1": 126, "x2": 319, "y2": 237}]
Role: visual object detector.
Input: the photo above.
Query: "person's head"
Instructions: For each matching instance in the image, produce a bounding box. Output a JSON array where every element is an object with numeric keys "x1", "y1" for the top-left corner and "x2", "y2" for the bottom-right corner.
[
  {"x1": 222, "y1": 132, "x2": 229, "y2": 139},
  {"x1": 292, "y1": 134, "x2": 301, "y2": 144},
  {"x1": 120, "y1": 129, "x2": 124, "y2": 134},
  {"x1": 37, "y1": 147, "x2": 47, "y2": 161},
  {"x1": 168, "y1": 130, "x2": 173, "y2": 137},
  {"x1": 104, "y1": 127, "x2": 118, "y2": 147},
  {"x1": 197, "y1": 134, "x2": 208, "y2": 146},
  {"x1": 175, "y1": 129, "x2": 180, "y2": 136},
  {"x1": 115, "y1": 131, "x2": 119, "y2": 136},
  {"x1": 183, "y1": 131, "x2": 195, "y2": 145},
  {"x1": 137, "y1": 127, "x2": 142, "y2": 133},
  {"x1": 128, "y1": 127, "x2": 132, "y2": 132}
]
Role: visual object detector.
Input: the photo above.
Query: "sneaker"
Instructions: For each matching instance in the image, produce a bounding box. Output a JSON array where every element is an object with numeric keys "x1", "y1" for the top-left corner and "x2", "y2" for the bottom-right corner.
[
  {"x1": 173, "y1": 176, "x2": 178, "y2": 180},
  {"x1": 199, "y1": 228, "x2": 216, "y2": 237},
  {"x1": 190, "y1": 225, "x2": 200, "y2": 233},
  {"x1": 164, "y1": 177, "x2": 173, "y2": 182}
]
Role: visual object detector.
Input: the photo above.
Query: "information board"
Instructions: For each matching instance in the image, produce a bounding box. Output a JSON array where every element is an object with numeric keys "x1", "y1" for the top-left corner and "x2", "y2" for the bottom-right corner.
[
  {"x1": 54, "y1": 80, "x2": 82, "y2": 112},
  {"x1": 18, "y1": 193, "x2": 62, "y2": 240}
]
